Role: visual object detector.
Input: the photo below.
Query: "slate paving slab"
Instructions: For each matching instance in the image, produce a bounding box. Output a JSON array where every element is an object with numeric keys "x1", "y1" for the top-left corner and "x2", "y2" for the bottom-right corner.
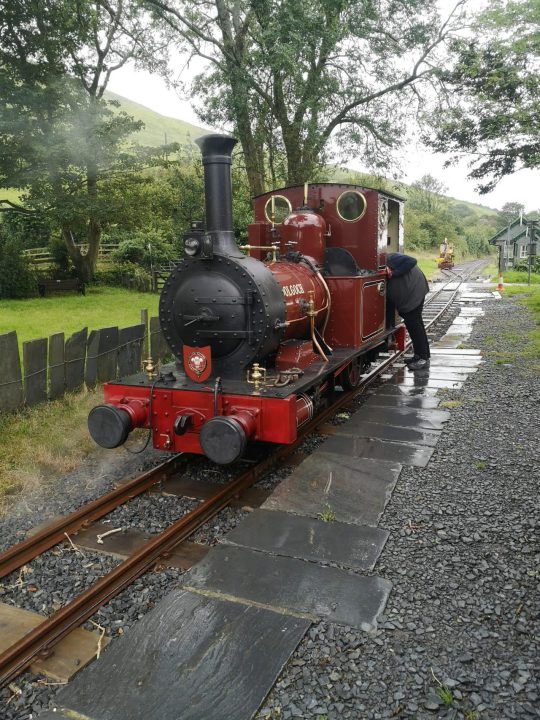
[
  {"x1": 343, "y1": 405, "x2": 450, "y2": 431},
  {"x1": 223, "y1": 508, "x2": 389, "y2": 571},
  {"x1": 406, "y1": 356, "x2": 481, "y2": 368},
  {"x1": 321, "y1": 435, "x2": 435, "y2": 467},
  {"x1": 372, "y1": 383, "x2": 440, "y2": 397},
  {"x1": 262, "y1": 451, "x2": 401, "y2": 525},
  {"x1": 429, "y1": 348, "x2": 481, "y2": 355},
  {"x1": 397, "y1": 367, "x2": 476, "y2": 379},
  {"x1": 363, "y1": 393, "x2": 442, "y2": 409},
  {"x1": 387, "y1": 375, "x2": 464, "y2": 389},
  {"x1": 54, "y1": 589, "x2": 310, "y2": 720},
  {"x1": 182, "y1": 545, "x2": 392, "y2": 630},
  {"x1": 331, "y1": 419, "x2": 441, "y2": 447}
]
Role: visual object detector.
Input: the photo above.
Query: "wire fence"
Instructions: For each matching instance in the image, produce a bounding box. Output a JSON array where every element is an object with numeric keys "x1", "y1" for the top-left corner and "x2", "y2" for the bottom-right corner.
[{"x1": 0, "y1": 311, "x2": 170, "y2": 414}]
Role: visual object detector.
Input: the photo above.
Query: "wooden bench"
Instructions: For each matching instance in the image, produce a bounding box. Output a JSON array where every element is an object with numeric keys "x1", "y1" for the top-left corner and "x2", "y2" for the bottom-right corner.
[{"x1": 37, "y1": 278, "x2": 86, "y2": 297}]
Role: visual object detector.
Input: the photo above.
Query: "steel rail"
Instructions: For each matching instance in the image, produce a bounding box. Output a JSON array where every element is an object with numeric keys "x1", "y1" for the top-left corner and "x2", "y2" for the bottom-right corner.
[
  {"x1": 0, "y1": 264, "x2": 479, "y2": 687},
  {"x1": 0, "y1": 455, "x2": 187, "y2": 579},
  {"x1": 0, "y1": 375, "x2": 386, "y2": 688},
  {"x1": 423, "y1": 260, "x2": 487, "y2": 329}
]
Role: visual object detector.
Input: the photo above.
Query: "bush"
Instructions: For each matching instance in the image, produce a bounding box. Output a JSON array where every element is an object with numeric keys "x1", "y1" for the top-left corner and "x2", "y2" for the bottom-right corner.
[
  {"x1": 514, "y1": 257, "x2": 540, "y2": 273},
  {"x1": 48, "y1": 235, "x2": 72, "y2": 275},
  {"x1": 92, "y1": 261, "x2": 152, "y2": 292},
  {"x1": 0, "y1": 238, "x2": 38, "y2": 298},
  {"x1": 110, "y1": 230, "x2": 176, "y2": 271},
  {"x1": 1, "y1": 212, "x2": 51, "y2": 249}
]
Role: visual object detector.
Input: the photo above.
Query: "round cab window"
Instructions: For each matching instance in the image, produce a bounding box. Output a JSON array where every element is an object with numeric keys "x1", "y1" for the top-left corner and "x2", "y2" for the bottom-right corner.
[
  {"x1": 336, "y1": 190, "x2": 367, "y2": 222},
  {"x1": 264, "y1": 195, "x2": 292, "y2": 224}
]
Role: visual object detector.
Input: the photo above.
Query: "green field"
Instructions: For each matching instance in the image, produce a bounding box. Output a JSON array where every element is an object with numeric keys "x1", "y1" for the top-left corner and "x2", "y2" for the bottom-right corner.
[
  {"x1": 0, "y1": 287, "x2": 160, "y2": 350},
  {"x1": 416, "y1": 255, "x2": 439, "y2": 280}
]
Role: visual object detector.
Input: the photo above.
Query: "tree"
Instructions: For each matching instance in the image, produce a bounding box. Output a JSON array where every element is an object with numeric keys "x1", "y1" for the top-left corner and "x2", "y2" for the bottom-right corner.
[
  {"x1": 408, "y1": 174, "x2": 449, "y2": 215},
  {"x1": 428, "y1": 0, "x2": 540, "y2": 193},
  {"x1": 497, "y1": 201, "x2": 525, "y2": 228},
  {"x1": 0, "y1": 0, "x2": 170, "y2": 280},
  {"x1": 147, "y1": 0, "x2": 467, "y2": 196}
]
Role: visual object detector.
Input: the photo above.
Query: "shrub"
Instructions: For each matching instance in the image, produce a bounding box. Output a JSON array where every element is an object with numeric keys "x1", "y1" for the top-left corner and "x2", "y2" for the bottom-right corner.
[
  {"x1": 48, "y1": 235, "x2": 72, "y2": 275},
  {"x1": 0, "y1": 238, "x2": 38, "y2": 298},
  {"x1": 110, "y1": 230, "x2": 177, "y2": 271},
  {"x1": 1, "y1": 212, "x2": 51, "y2": 249},
  {"x1": 514, "y1": 257, "x2": 540, "y2": 273},
  {"x1": 93, "y1": 261, "x2": 152, "y2": 292}
]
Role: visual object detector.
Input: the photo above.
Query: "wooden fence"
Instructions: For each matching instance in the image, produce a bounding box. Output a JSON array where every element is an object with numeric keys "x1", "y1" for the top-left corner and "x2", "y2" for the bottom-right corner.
[
  {"x1": 0, "y1": 311, "x2": 169, "y2": 414},
  {"x1": 23, "y1": 243, "x2": 119, "y2": 267}
]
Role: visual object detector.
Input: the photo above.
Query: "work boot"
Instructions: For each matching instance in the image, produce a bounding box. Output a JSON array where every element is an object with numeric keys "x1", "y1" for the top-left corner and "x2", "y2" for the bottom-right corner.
[
  {"x1": 408, "y1": 358, "x2": 430, "y2": 370},
  {"x1": 403, "y1": 354, "x2": 419, "y2": 365}
]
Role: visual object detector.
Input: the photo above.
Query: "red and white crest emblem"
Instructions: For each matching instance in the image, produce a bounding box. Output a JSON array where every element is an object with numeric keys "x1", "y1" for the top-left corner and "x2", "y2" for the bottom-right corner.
[
  {"x1": 183, "y1": 344, "x2": 212, "y2": 382},
  {"x1": 188, "y1": 351, "x2": 207, "y2": 375}
]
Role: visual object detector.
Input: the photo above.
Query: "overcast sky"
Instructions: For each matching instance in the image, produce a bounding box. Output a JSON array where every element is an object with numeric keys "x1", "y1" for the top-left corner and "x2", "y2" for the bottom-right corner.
[{"x1": 107, "y1": 1, "x2": 539, "y2": 214}]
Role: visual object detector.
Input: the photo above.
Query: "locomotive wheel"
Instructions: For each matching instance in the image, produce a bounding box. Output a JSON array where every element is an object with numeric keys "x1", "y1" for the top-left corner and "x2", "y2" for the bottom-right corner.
[{"x1": 338, "y1": 357, "x2": 365, "y2": 390}]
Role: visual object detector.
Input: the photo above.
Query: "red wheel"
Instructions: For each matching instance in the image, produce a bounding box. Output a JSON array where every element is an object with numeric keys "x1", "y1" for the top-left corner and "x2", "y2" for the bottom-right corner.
[{"x1": 338, "y1": 357, "x2": 365, "y2": 390}]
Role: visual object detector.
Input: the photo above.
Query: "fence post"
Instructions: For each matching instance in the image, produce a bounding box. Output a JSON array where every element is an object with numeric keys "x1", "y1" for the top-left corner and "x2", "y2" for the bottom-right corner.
[
  {"x1": 23, "y1": 338, "x2": 48, "y2": 406},
  {"x1": 0, "y1": 332, "x2": 24, "y2": 413},
  {"x1": 48, "y1": 333, "x2": 65, "y2": 400},
  {"x1": 141, "y1": 309, "x2": 149, "y2": 360}
]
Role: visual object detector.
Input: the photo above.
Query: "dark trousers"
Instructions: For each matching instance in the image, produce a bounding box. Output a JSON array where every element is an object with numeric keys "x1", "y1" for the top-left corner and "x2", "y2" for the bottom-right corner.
[{"x1": 401, "y1": 301, "x2": 430, "y2": 359}]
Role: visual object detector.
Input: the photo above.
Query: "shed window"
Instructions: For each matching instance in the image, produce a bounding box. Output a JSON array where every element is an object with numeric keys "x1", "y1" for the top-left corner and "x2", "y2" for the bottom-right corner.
[{"x1": 519, "y1": 245, "x2": 528, "y2": 258}]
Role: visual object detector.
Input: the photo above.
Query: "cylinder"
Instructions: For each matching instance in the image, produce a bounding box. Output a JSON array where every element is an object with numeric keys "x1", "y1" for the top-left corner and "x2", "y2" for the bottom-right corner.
[{"x1": 195, "y1": 134, "x2": 241, "y2": 256}]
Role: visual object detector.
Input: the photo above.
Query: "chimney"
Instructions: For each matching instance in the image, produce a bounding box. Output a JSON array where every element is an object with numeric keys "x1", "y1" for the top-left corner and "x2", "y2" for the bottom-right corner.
[{"x1": 195, "y1": 134, "x2": 242, "y2": 257}]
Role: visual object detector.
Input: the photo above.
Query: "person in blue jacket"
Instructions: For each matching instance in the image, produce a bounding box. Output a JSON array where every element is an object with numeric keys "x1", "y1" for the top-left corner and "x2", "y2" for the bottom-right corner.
[{"x1": 386, "y1": 253, "x2": 430, "y2": 370}]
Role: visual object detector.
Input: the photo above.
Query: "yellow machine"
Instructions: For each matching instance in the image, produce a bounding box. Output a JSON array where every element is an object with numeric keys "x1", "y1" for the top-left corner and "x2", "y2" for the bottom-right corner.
[{"x1": 438, "y1": 240, "x2": 455, "y2": 270}]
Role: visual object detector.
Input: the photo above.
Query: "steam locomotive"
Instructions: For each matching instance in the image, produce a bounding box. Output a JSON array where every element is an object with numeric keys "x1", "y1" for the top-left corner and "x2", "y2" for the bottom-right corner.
[{"x1": 88, "y1": 134, "x2": 406, "y2": 464}]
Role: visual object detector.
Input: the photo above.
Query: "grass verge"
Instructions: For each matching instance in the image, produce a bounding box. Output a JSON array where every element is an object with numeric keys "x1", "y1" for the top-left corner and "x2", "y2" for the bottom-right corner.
[
  {"x1": 0, "y1": 387, "x2": 105, "y2": 515},
  {"x1": 502, "y1": 285, "x2": 540, "y2": 360},
  {"x1": 0, "y1": 286, "x2": 160, "y2": 351},
  {"x1": 496, "y1": 271, "x2": 540, "y2": 285}
]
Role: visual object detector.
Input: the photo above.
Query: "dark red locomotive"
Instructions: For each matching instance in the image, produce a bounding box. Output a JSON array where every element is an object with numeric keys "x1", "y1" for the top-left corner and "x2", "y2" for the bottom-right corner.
[{"x1": 88, "y1": 134, "x2": 406, "y2": 464}]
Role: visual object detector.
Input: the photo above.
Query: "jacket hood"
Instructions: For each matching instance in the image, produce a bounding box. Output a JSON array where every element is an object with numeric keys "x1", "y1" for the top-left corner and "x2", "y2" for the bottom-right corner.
[{"x1": 387, "y1": 252, "x2": 417, "y2": 277}]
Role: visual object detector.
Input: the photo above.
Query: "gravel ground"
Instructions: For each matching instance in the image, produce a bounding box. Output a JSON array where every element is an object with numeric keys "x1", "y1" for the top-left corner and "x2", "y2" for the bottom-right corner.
[
  {"x1": 1, "y1": 292, "x2": 538, "y2": 719},
  {"x1": 257, "y1": 296, "x2": 539, "y2": 720},
  {"x1": 0, "y1": 442, "x2": 171, "y2": 553}
]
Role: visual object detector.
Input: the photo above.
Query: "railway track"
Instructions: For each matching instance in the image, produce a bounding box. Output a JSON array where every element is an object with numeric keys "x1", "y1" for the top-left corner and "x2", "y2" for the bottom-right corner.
[{"x1": 0, "y1": 260, "x2": 487, "y2": 689}]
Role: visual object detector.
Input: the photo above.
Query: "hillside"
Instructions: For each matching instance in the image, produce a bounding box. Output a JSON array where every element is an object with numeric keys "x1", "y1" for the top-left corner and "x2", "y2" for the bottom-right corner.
[
  {"x1": 4, "y1": 91, "x2": 498, "y2": 221},
  {"x1": 106, "y1": 91, "x2": 207, "y2": 148},
  {"x1": 328, "y1": 167, "x2": 498, "y2": 219},
  {"x1": 107, "y1": 94, "x2": 498, "y2": 218}
]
